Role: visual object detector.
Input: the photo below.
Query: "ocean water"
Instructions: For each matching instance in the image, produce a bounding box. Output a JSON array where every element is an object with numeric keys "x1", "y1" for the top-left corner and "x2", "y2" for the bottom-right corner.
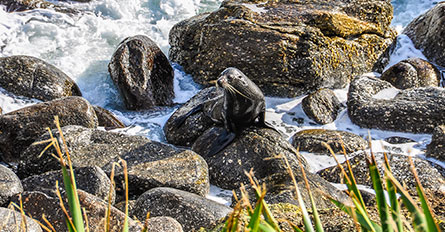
[{"x1": 0, "y1": 0, "x2": 443, "y2": 202}]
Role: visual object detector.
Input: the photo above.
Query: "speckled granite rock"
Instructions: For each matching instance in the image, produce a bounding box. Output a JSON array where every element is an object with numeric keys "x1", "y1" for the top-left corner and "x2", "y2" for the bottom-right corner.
[
  {"x1": 18, "y1": 126, "x2": 209, "y2": 197},
  {"x1": 132, "y1": 187, "x2": 231, "y2": 231},
  {"x1": 403, "y1": 2, "x2": 445, "y2": 67},
  {"x1": 169, "y1": 0, "x2": 395, "y2": 97},
  {"x1": 0, "y1": 0, "x2": 78, "y2": 13},
  {"x1": 145, "y1": 216, "x2": 183, "y2": 232},
  {"x1": 291, "y1": 129, "x2": 368, "y2": 154},
  {"x1": 0, "y1": 165, "x2": 23, "y2": 206},
  {"x1": 93, "y1": 105, "x2": 125, "y2": 129},
  {"x1": 302, "y1": 89, "x2": 342, "y2": 124},
  {"x1": 22, "y1": 166, "x2": 114, "y2": 203},
  {"x1": 0, "y1": 207, "x2": 42, "y2": 232},
  {"x1": 381, "y1": 58, "x2": 440, "y2": 89},
  {"x1": 426, "y1": 125, "x2": 445, "y2": 162},
  {"x1": 0, "y1": 56, "x2": 81, "y2": 101},
  {"x1": 0, "y1": 96, "x2": 98, "y2": 162},
  {"x1": 109, "y1": 35, "x2": 174, "y2": 110},
  {"x1": 347, "y1": 74, "x2": 445, "y2": 133}
]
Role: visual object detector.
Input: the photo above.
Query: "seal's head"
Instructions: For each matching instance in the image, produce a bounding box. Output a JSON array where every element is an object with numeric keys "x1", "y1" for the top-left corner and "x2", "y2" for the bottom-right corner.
[{"x1": 216, "y1": 67, "x2": 262, "y2": 100}]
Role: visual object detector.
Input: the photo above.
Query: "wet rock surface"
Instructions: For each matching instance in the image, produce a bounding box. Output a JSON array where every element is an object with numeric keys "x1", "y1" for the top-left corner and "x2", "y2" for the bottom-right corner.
[
  {"x1": 426, "y1": 125, "x2": 445, "y2": 162},
  {"x1": 302, "y1": 88, "x2": 342, "y2": 124},
  {"x1": 192, "y1": 126, "x2": 350, "y2": 209},
  {"x1": 0, "y1": 56, "x2": 81, "y2": 101},
  {"x1": 164, "y1": 87, "x2": 223, "y2": 146},
  {"x1": 381, "y1": 58, "x2": 440, "y2": 89},
  {"x1": 291, "y1": 129, "x2": 368, "y2": 154},
  {"x1": 22, "y1": 166, "x2": 114, "y2": 203},
  {"x1": 18, "y1": 125, "x2": 209, "y2": 197},
  {"x1": 109, "y1": 35, "x2": 174, "y2": 110},
  {"x1": 0, "y1": 207, "x2": 42, "y2": 232},
  {"x1": 93, "y1": 105, "x2": 125, "y2": 129},
  {"x1": 403, "y1": 2, "x2": 445, "y2": 67},
  {"x1": 145, "y1": 216, "x2": 183, "y2": 232},
  {"x1": 317, "y1": 151, "x2": 445, "y2": 193},
  {"x1": 169, "y1": 0, "x2": 395, "y2": 97},
  {"x1": 132, "y1": 187, "x2": 231, "y2": 231},
  {"x1": 347, "y1": 75, "x2": 445, "y2": 133},
  {"x1": 0, "y1": 96, "x2": 98, "y2": 162},
  {"x1": 0, "y1": 0, "x2": 78, "y2": 13},
  {"x1": 0, "y1": 165, "x2": 23, "y2": 206}
]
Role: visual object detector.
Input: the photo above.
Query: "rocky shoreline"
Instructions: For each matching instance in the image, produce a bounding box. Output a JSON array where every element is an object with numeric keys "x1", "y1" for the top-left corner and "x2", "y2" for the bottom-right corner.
[{"x1": 0, "y1": 0, "x2": 444, "y2": 231}]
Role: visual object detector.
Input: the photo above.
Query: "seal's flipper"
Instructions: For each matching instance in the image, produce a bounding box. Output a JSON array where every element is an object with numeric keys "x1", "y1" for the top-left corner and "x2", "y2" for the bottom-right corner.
[
  {"x1": 257, "y1": 111, "x2": 282, "y2": 135},
  {"x1": 207, "y1": 130, "x2": 236, "y2": 157},
  {"x1": 172, "y1": 104, "x2": 203, "y2": 128}
]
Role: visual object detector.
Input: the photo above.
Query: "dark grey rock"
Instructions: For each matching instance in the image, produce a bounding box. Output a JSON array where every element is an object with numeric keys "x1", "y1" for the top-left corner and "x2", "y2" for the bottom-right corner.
[
  {"x1": 403, "y1": 2, "x2": 445, "y2": 67},
  {"x1": 0, "y1": 165, "x2": 23, "y2": 206},
  {"x1": 381, "y1": 58, "x2": 440, "y2": 89},
  {"x1": 13, "y1": 190, "x2": 141, "y2": 232},
  {"x1": 0, "y1": 207, "x2": 42, "y2": 232},
  {"x1": 426, "y1": 125, "x2": 445, "y2": 162},
  {"x1": 108, "y1": 35, "x2": 174, "y2": 110},
  {"x1": 317, "y1": 151, "x2": 445, "y2": 193},
  {"x1": 0, "y1": 96, "x2": 98, "y2": 162},
  {"x1": 93, "y1": 106, "x2": 125, "y2": 130},
  {"x1": 384, "y1": 136, "x2": 416, "y2": 144},
  {"x1": 0, "y1": 56, "x2": 81, "y2": 101},
  {"x1": 192, "y1": 126, "x2": 350, "y2": 209},
  {"x1": 302, "y1": 89, "x2": 342, "y2": 124},
  {"x1": 169, "y1": 0, "x2": 395, "y2": 97},
  {"x1": 0, "y1": 0, "x2": 78, "y2": 13},
  {"x1": 347, "y1": 75, "x2": 445, "y2": 133},
  {"x1": 164, "y1": 87, "x2": 223, "y2": 146},
  {"x1": 22, "y1": 166, "x2": 114, "y2": 204},
  {"x1": 18, "y1": 126, "x2": 209, "y2": 197},
  {"x1": 291, "y1": 129, "x2": 368, "y2": 154},
  {"x1": 132, "y1": 187, "x2": 231, "y2": 231},
  {"x1": 145, "y1": 216, "x2": 183, "y2": 232}
]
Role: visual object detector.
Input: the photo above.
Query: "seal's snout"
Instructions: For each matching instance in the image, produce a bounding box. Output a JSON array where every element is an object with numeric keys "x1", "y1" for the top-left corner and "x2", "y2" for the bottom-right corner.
[{"x1": 217, "y1": 76, "x2": 227, "y2": 87}]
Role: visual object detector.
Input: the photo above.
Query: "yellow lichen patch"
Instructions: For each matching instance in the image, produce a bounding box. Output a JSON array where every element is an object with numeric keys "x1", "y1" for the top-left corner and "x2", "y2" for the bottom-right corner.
[{"x1": 315, "y1": 11, "x2": 383, "y2": 37}]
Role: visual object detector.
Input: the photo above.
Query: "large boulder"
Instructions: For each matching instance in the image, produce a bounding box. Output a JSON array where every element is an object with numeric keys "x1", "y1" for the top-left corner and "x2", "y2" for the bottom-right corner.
[
  {"x1": 169, "y1": 0, "x2": 395, "y2": 97},
  {"x1": 22, "y1": 166, "x2": 114, "y2": 203},
  {"x1": 0, "y1": 165, "x2": 23, "y2": 207},
  {"x1": 0, "y1": 0, "x2": 77, "y2": 13},
  {"x1": 0, "y1": 96, "x2": 98, "y2": 162},
  {"x1": 347, "y1": 75, "x2": 445, "y2": 133},
  {"x1": 192, "y1": 126, "x2": 350, "y2": 209},
  {"x1": 164, "y1": 87, "x2": 223, "y2": 146},
  {"x1": 18, "y1": 126, "x2": 209, "y2": 197},
  {"x1": 109, "y1": 35, "x2": 174, "y2": 110},
  {"x1": 302, "y1": 89, "x2": 342, "y2": 124},
  {"x1": 403, "y1": 2, "x2": 445, "y2": 67},
  {"x1": 0, "y1": 207, "x2": 42, "y2": 232},
  {"x1": 291, "y1": 129, "x2": 368, "y2": 154},
  {"x1": 0, "y1": 56, "x2": 82, "y2": 101},
  {"x1": 93, "y1": 106, "x2": 125, "y2": 129},
  {"x1": 145, "y1": 217, "x2": 183, "y2": 232},
  {"x1": 381, "y1": 58, "x2": 440, "y2": 89},
  {"x1": 132, "y1": 187, "x2": 232, "y2": 231},
  {"x1": 426, "y1": 125, "x2": 445, "y2": 162}
]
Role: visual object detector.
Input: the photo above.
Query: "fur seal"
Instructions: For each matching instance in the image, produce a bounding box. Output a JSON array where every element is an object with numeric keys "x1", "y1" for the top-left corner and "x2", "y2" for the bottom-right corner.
[{"x1": 174, "y1": 67, "x2": 276, "y2": 156}]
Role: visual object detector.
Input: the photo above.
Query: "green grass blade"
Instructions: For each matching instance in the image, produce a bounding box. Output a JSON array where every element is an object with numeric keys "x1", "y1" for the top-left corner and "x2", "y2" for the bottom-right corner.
[
  {"x1": 61, "y1": 166, "x2": 84, "y2": 232},
  {"x1": 258, "y1": 222, "x2": 278, "y2": 232},
  {"x1": 247, "y1": 198, "x2": 264, "y2": 231},
  {"x1": 368, "y1": 154, "x2": 393, "y2": 232},
  {"x1": 383, "y1": 154, "x2": 403, "y2": 232}
]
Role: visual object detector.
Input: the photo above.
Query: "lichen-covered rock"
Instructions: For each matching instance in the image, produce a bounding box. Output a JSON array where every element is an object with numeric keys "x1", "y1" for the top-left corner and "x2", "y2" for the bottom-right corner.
[
  {"x1": 0, "y1": 56, "x2": 81, "y2": 101},
  {"x1": 317, "y1": 151, "x2": 445, "y2": 193},
  {"x1": 403, "y1": 2, "x2": 445, "y2": 67},
  {"x1": 0, "y1": 165, "x2": 23, "y2": 207},
  {"x1": 132, "y1": 187, "x2": 231, "y2": 232},
  {"x1": 0, "y1": 96, "x2": 98, "y2": 162},
  {"x1": 302, "y1": 89, "x2": 342, "y2": 124},
  {"x1": 164, "y1": 87, "x2": 223, "y2": 146},
  {"x1": 426, "y1": 125, "x2": 445, "y2": 162},
  {"x1": 22, "y1": 166, "x2": 114, "y2": 203},
  {"x1": 109, "y1": 35, "x2": 174, "y2": 110},
  {"x1": 381, "y1": 58, "x2": 440, "y2": 89},
  {"x1": 347, "y1": 75, "x2": 445, "y2": 133},
  {"x1": 192, "y1": 126, "x2": 350, "y2": 209},
  {"x1": 0, "y1": 0, "x2": 78, "y2": 13},
  {"x1": 18, "y1": 126, "x2": 209, "y2": 197},
  {"x1": 13, "y1": 191, "x2": 141, "y2": 232},
  {"x1": 93, "y1": 106, "x2": 125, "y2": 129},
  {"x1": 145, "y1": 216, "x2": 183, "y2": 232},
  {"x1": 291, "y1": 129, "x2": 368, "y2": 154},
  {"x1": 0, "y1": 207, "x2": 42, "y2": 232},
  {"x1": 169, "y1": 0, "x2": 395, "y2": 97}
]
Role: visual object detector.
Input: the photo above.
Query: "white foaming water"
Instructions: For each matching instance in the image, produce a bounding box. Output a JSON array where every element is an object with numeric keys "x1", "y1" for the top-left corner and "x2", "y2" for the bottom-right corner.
[{"x1": 1, "y1": 0, "x2": 444, "y2": 203}]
